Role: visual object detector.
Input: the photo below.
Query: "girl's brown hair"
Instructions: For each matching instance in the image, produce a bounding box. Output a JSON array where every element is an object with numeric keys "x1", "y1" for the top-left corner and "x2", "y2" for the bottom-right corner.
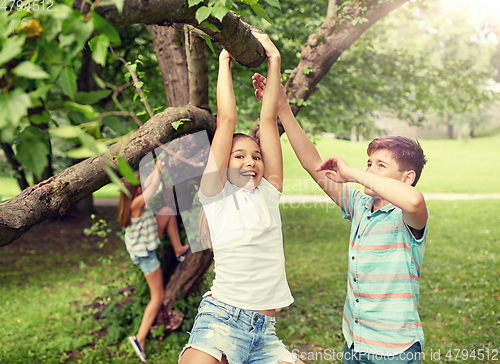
[{"x1": 118, "y1": 176, "x2": 141, "y2": 228}]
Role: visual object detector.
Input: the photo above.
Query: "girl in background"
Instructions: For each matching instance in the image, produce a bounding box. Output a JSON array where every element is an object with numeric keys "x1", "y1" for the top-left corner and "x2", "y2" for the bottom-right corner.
[{"x1": 119, "y1": 159, "x2": 190, "y2": 363}]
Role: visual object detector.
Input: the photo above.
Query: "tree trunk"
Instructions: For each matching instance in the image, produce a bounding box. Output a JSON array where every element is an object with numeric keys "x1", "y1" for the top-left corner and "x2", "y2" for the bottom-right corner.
[
  {"x1": 146, "y1": 23, "x2": 190, "y2": 107},
  {"x1": 446, "y1": 112, "x2": 454, "y2": 139},
  {"x1": 185, "y1": 25, "x2": 210, "y2": 111}
]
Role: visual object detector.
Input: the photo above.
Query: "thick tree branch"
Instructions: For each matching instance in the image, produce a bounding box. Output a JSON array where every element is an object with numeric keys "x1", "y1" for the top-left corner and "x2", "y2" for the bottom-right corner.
[
  {"x1": 185, "y1": 25, "x2": 210, "y2": 111},
  {"x1": 147, "y1": 24, "x2": 190, "y2": 107},
  {"x1": 285, "y1": 0, "x2": 408, "y2": 116},
  {"x1": 0, "y1": 105, "x2": 216, "y2": 247},
  {"x1": 250, "y1": 0, "x2": 408, "y2": 138},
  {"x1": 73, "y1": 0, "x2": 266, "y2": 68}
]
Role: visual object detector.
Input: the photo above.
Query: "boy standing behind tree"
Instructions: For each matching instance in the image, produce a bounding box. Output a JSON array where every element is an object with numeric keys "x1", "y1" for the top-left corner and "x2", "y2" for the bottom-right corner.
[{"x1": 253, "y1": 74, "x2": 428, "y2": 364}]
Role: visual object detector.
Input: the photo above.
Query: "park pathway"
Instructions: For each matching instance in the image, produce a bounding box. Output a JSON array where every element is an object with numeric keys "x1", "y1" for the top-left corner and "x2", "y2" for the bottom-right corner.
[{"x1": 94, "y1": 192, "x2": 500, "y2": 206}]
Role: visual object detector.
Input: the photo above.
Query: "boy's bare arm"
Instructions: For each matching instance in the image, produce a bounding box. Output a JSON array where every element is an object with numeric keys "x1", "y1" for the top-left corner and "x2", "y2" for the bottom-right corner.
[
  {"x1": 317, "y1": 156, "x2": 428, "y2": 229},
  {"x1": 201, "y1": 50, "x2": 237, "y2": 197},
  {"x1": 252, "y1": 74, "x2": 344, "y2": 208},
  {"x1": 254, "y1": 33, "x2": 283, "y2": 192}
]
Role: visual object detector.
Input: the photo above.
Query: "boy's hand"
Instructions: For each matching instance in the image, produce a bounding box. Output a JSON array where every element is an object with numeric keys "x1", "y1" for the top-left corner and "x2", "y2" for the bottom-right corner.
[
  {"x1": 252, "y1": 73, "x2": 287, "y2": 112},
  {"x1": 253, "y1": 32, "x2": 280, "y2": 61},
  {"x1": 316, "y1": 156, "x2": 352, "y2": 183}
]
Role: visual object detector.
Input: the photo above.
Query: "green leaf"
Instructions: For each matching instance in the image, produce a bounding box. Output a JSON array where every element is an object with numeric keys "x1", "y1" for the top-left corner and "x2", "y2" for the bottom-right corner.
[
  {"x1": 66, "y1": 147, "x2": 96, "y2": 159},
  {"x1": 0, "y1": 35, "x2": 25, "y2": 66},
  {"x1": 196, "y1": 6, "x2": 213, "y2": 24},
  {"x1": 102, "y1": 115, "x2": 127, "y2": 134},
  {"x1": 212, "y1": 1, "x2": 231, "y2": 22},
  {"x1": 200, "y1": 21, "x2": 220, "y2": 33},
  {"x1": 41, "y1": 15, "x2": 62, "y2": 42},
  {"x1": 264, "y1": 0, "x2": 280, "y2": 9},
  {"x1": 48, "y1": 125, "x2": 82, "y2": 138},
  {"x1": 202, "y1": 35, "x2": 215, "y2": 54},
  {"x1": 75, "y1": 90, "x2": 111, "y2": 105},
  {"x1": 102, "y1": 164, "x2": 131, "y2": 197},
  {"x1": 63, "y1": 101, "x2": 98, "y2": 119},
  {"x1": 58, "y1": 67, "x2": 77, "y2": 99},
  {"x1": 250, "y1": 3, "x2": 272, "y2": 23},
  {"x1": 171, "y1": 120, "x2": 183, "y2": 130},
  {"x1": 188, "y1": 0, "x2": 204, "y2": 7},
  {"x1": 29, "y1": 84, "x2": 52, "y2": 103},
  {"x1": 0, "y1": 89, "x2": 32, "y2": 129},
  {"x1": 12, "y1": 62, "x2": 50, "y2": 79},
  {"x1": 30, "y1": 111, "x2": 51, "y2": 125},
  {"x1": 89, "y1": 34, "x2": 110, "y2": 66},
  {"x1": 16, "y1": 126, "x2": 50, "y2": 179},
  {"x1": 91, "y1": 12, "x2": 121, "y2": 46},
  {"x1": 117, "y1": 156, "x2": 140, "y2": 185}
]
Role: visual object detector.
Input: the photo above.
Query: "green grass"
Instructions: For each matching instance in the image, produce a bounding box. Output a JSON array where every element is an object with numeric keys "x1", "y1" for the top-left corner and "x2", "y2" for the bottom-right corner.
[
  {"x1": 1, "y1": 200, "x2": 499, "y2": 363},
  {"x1": 2, "y1": 134, "x2": 499, "y2": 199},
  {"x1": 277, "y1": 200, "x2": 500, "y2": 363}
]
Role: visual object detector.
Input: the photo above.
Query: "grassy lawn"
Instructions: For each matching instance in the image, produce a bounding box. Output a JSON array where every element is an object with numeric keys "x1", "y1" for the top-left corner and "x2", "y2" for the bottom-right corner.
[
  {"x1": 2, "y1": 134, "x2": 500, "y2": 199},
  {"x1": 1, "y1": 200, "x2": 499, "y2": 363}
]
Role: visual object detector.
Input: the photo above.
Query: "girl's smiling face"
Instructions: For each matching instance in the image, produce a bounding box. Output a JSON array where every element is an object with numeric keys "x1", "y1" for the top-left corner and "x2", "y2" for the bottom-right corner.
[{"x1": 227, "y1": 137, "x2": 264, "y2": 189}]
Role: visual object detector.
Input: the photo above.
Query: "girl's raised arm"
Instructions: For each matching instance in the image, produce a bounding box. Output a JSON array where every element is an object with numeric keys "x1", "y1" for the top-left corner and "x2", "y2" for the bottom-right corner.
[
  {"x1": 200, "y1": 50, "x2": 238, "y2": 197},
  {"x1": 254, "y1": 33, "x2": 283, "y2": 192}
]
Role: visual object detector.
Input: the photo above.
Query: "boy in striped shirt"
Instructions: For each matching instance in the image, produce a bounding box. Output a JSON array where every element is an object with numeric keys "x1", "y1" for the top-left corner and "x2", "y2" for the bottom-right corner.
[{"x1": 253, "y1": 74, "x2": 429, "y2": 364}]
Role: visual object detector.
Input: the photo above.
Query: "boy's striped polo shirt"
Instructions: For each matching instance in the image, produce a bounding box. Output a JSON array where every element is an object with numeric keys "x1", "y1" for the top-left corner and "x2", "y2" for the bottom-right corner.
[{"x1": 340, "y1": 185, "x2": 428, "y2": 356}]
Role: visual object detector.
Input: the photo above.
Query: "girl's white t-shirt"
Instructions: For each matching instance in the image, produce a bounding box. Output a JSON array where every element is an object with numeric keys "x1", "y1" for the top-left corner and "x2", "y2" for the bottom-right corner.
[{"x1": 198, "y1": 178, "x2": 294, "y2": 311}]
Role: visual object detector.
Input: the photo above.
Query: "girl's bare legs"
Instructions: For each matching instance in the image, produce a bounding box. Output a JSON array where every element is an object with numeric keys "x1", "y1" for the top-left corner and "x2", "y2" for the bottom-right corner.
[
  {"x1": 156, "y1": 206, "x2": 190, "y2": 258},
  {"x1": 135, "y1": 267, "x2": 164, "y2": 352},
  {"x1": 179, "y1": 348, "x2": 229, "y2": 364}
]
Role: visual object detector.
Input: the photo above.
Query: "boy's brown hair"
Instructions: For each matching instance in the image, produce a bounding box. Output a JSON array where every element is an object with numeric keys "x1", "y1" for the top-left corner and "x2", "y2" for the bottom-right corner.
[{"x1": 367, "y1": 136, "x2": 427, "y2": 187}]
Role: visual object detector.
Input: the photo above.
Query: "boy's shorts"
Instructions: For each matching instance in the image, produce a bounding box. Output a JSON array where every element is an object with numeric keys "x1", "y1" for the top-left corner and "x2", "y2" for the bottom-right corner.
[
  {"x1": 179, "y1": 296, "x2": 295, "y2": 364},
  {"x1": 342, "y1": 341, "x2": 422, "y2": 364},
  {"x1": 130, "y1": 249, "x2": 160, "y2": 275}
]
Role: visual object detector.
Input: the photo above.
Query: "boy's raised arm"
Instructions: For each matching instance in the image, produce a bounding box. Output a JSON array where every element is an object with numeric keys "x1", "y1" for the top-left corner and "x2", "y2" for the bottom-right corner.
[
  {"x1": 201, "y1": 50, "x2": 237, "y2": 197},
  {"x1": 252, "y1": 74, "x2": 344, "y2": 208},
  {"x1": 317, "y1": 156, "x2": 428, "y2": 229},
  {"x1": 253, "y1": 33, "x2": 283, "y2": 192}
]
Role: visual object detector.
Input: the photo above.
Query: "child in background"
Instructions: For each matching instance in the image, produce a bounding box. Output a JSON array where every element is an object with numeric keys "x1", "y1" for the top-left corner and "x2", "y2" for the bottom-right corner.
[
  {"x1": 253, "y1": 74, "x2": 428, "y2": 364},
  {"x1": 178, "y1": 34, "x2": 304, "y2": 364},
  {"x1": 118, "y1": 159, "x2": 190, "y2": 363}
]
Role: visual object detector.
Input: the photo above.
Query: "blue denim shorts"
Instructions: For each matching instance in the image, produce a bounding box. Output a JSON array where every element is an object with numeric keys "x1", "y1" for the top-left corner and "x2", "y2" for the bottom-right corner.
[
  {"x1": 130, "y1": 249, "x2": 160, "y2": 275},
  {"x1": 179, "y1": 296, "x2": 295, "y2": 364}
]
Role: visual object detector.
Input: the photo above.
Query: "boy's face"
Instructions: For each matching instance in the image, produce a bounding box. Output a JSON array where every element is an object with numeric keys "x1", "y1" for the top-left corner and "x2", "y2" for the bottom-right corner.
[
  {"x1": 227, "y1": 137, "x2": 264, "y2": 189},
  {"x1": 364, "y1": 148, "x2": 409, "y2": 197}
]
